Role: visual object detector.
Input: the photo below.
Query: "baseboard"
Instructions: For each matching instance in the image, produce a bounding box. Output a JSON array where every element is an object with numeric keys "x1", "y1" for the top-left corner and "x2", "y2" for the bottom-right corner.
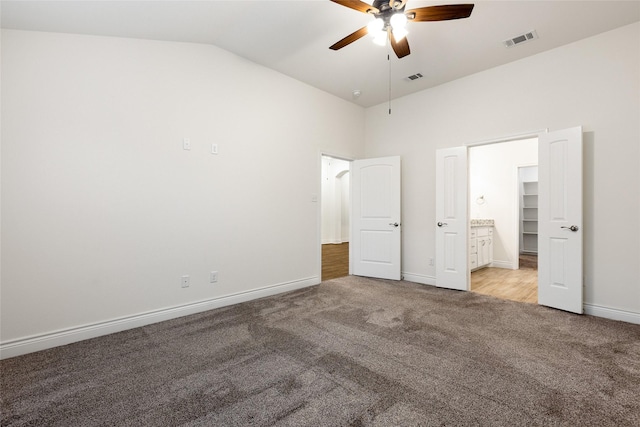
[
  {"x1": 7, "y1": 276, "x2": 634, "y2": 359},
  {"x1": 402, "y1": 272, "x2": 436, "y2": 286},
  {"x1": 402, "y1": 274, "x2": 640, "y2": 325},
  {"x1": 584, "y1": 303, "x2": 640, "y2": 325},
  {"x1": 489, "y1": 260, "x2": 516, "y2": 270},
  {"x1": 0, "y1": 276, "x2": 320, "y2": 360}
]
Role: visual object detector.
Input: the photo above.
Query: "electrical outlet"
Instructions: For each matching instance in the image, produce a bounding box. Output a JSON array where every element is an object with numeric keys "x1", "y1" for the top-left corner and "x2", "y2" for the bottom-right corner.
[
  {"x1": 181, "y1": 275, "x2": 190, "y2": 288},
  {"x1": 429, "y1": 258, "x2": 434, "y2": 266},
  {"x1": 183, "y1": 138, "x2": 191, "y2": 150},
  {"x1": 210, "y1": 271, "x2": 218, "y2": 283}
]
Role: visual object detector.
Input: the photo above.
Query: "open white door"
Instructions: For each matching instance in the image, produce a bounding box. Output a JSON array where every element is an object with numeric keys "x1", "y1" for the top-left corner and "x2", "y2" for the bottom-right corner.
[
  {"x1": 538, "y1": 127, "x2": 583, "y2": 313},
  {"x1": 435, "y1": 147, "x2": 469, "y2": 290},
  {"x1": 351, "y1": 156, "x2": 401, "y2": 280}
]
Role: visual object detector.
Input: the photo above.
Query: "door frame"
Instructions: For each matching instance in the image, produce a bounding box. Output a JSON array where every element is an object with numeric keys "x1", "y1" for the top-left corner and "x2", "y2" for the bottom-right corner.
[
  {"x1": 318, "y1": 152, "x2": 354, "y2": 282},
  {"x1": 468, "y1": 146, "x2": 538, "y2": 272},
  {"x1": 461, "y1": 129, "x2": 547, "y2": 291}
]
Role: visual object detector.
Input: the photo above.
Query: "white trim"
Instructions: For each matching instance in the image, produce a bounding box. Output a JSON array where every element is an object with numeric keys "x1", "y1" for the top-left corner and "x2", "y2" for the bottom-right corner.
[
  {"x1": 408, "y1": 278, "x2": 639, "y2": 325},
  {"x1": 584, "y1": 303, "x2": 640, "y2": 325},
  {"x1": 402, "y1": 272, "x2": 436, "y2": 286},
  {"x1": 465, "y1": 129, "x2": 547, "y2": 147},
  {"x1": 0, "y1": 276, "x2": 320, "y2": 360},
  {"x1": 489, "y1": 260, "x2": 517, "y2": 270}
]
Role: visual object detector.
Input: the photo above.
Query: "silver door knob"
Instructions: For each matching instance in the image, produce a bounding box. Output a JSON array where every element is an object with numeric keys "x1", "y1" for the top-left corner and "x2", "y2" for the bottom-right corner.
[
  {"x1": 437, "y1": 222, "x2": 448, "y2": 227},
  {"x1": 389, "y1": 222, "x2": 399, "y2": 227},
  {"x1": 561, "y1": 225, "x2": 579, "y2": 232}
]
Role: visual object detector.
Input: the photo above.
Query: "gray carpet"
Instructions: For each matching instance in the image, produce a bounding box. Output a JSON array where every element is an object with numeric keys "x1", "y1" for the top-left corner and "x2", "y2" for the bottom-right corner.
[{"x1": 2, "y1": 276, "x2": 639, "y2": 426}]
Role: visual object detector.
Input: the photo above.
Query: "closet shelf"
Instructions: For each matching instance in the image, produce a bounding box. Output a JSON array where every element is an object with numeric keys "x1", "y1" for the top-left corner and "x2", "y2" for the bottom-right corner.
[{"x1": 520, "y1": 173, "x2": 538, "y2": 255}]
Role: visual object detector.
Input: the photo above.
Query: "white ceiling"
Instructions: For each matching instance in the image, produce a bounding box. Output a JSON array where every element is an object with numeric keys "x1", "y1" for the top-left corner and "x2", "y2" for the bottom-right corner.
[{"x1": 2, "y1": 0, "x2": 639, "y2": 107}]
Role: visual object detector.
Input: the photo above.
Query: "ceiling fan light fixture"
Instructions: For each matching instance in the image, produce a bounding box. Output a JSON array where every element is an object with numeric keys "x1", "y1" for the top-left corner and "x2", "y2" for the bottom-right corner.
[
  {"x1": 392, "y1": 27, "x2": 408, "y2": 41},
  {"x1": 390, "y1": 13, "x2": 408, "y2": 30},
  {"x1": 329, "y1": 1, "x2": 475, "y2": 59},
  {"x1": 390, "y1": 0, "x2": 408, "y2": 10},
  {"x1": 373, "y1": 30, "x2": 388, "y2": 46},
  {"x1": 367, "y1": 18, "x2": 384, "y2": 35}
]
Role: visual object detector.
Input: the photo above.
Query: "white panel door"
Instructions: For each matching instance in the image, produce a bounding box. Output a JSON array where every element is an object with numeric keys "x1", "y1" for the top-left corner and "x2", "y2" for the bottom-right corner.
[
  {"x1": 538, "y1": 127, "x2": 583, "y2": 313},
  {"x1": 435, "y1": 147, "x2": 469, "y2": 290},
  {"x1": 351, "y1": 156, "x2": 401, "y2": 280}
]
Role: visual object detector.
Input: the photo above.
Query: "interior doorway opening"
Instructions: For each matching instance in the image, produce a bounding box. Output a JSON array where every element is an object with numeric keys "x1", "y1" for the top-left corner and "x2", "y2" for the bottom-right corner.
[
  {"x1": 321, "y1": 155, "x2": 351, "y2": 281},
  {"x1": 437, "y1": 127, "x2": 582, "y2": 312},
  {"x1": 468, "y1": 138, "x2": 539, "y2": 304}
]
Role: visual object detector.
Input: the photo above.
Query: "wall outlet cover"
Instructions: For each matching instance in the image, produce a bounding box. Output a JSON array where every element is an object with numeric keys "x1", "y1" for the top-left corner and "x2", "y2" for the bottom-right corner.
[{"x1": 181, "y1": 275, "x2": 190, "y2": 288}]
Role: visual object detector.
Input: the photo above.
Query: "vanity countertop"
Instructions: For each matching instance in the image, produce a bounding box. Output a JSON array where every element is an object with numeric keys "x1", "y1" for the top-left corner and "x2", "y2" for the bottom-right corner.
[{"x1": 471, "y1": 219, "x2": 494, "y2": 227}]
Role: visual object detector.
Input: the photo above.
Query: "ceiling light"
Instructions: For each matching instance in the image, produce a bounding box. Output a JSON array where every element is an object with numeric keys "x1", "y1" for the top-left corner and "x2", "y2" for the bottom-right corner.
[
  {"x1": 392, "y1": 27, "x2": 408, "y2": 42},
  {"x1": 373, "y1": 31, "x2": 387, "y2": 46},
  {"x1": 367, "y1": 13, "x2": 409, "y2": 47},
  {"x1": 390, "y1": 13, "x2": 408, "y2": 41},
  {"x1": 390, "y1": 13, "x2": 407, "y2": 30},
  {"x1": 367, "y1": 18, "x2": 384, "y2": 35}
]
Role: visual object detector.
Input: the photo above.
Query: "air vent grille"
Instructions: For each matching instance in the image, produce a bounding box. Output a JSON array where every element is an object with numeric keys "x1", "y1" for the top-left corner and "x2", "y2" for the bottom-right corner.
[
  {"x1": 503, "y1": 30, "x2": 538, "y2": 48},
  {"x1": 405, "y1": 73, "x2": 424, "y2": 81}
]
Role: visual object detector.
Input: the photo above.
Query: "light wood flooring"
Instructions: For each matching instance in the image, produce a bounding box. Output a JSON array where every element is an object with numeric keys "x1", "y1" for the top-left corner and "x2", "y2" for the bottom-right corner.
[
  {"x1": 471, "y1": 266, "x2": 538, "y2": 304},
  {"x1": 324, "y1": 243, "x2": 537, "y2": 304},
  {"x1": 322, "y1": 243, "x2": 349, "y2": 281}
]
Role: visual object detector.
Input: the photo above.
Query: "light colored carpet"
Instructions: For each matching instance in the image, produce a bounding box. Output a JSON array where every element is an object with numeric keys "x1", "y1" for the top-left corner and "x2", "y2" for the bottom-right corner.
[{"x1": 2, "y1": 276, "x2": 639, "y2": 426}]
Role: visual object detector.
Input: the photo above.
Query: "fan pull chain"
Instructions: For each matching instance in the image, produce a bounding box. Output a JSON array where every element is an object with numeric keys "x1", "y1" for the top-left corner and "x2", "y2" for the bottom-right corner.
[{"x1": 388, "y1": 54, "x2": 392, "y2": 115}]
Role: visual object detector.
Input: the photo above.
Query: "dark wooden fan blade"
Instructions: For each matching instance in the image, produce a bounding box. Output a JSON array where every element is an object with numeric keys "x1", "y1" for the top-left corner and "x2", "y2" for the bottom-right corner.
[
  {"x1": 406, "y1": 4, "x2": 474, "y2": 22},
  {"x1": 390, "y1": 32, "x2": 410, "y2": 58},
  {"x1": 330, "y1": 26, "x2": 369, "y2": 50},
  {"x1": 330, "y1": 0, "x2": 379, "y2": 14}
]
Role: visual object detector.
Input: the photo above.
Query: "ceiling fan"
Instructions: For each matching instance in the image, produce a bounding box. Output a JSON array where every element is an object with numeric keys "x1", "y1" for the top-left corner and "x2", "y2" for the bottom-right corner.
[{"x1": 329, "y1": 0, "x2": 474, "y2": 59}]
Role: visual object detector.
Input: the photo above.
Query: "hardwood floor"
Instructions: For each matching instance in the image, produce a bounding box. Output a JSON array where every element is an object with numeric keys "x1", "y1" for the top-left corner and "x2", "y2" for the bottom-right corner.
[
  {"x1": 322, "y1": 243, "x2": 349, "y2": 281},
  {"x1": 519, "y1": 253, "x2": 538, "y2": 269},
  {"x1": 471, "y1": 266, "x2": 538, "y2": 304},
  {"x1": 323, "y1": 243, "x2": 536, "y2": 303}
]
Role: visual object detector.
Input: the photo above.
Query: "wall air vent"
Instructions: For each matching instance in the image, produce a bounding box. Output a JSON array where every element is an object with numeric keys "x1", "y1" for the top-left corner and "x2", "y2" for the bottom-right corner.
[
  {"x1": 405, "y1": 72, "x2": 424, "y2": 82},
  {"x1": 503, "y1": 30, "x2": 538, "y2": 48}
]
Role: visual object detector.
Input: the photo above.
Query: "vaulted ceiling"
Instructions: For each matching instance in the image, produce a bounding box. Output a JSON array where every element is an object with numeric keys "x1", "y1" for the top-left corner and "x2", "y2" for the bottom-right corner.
[{"x1": 2, "y1": 1, "x2": 639, "y2": 107}]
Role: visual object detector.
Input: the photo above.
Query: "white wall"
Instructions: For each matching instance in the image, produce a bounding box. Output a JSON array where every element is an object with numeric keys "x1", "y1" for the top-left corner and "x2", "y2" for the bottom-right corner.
[
  {"x1": 469, "y1": 138, "x2": 538, "y2": 269},
  {"x1": 365, "y1": 23, "x2": 640, "y2": 319},
  {"x1": 1, "y1": 30, "x2": 365, "y2": 352},
  {"x1": 321, "y1": 156, "x2": 350, "y2": 244}
]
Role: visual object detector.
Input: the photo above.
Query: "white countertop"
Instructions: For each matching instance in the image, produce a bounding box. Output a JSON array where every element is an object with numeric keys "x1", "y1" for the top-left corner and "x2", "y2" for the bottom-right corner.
[{"x1": 470, "y1": 219, "x2": 494, "y2": 227}]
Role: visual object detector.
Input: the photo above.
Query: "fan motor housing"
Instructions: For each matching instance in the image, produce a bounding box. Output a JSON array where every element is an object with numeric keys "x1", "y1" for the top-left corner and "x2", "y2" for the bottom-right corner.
[{"x1": 373, "y1": 0, "x2": 406, "y2": 15}]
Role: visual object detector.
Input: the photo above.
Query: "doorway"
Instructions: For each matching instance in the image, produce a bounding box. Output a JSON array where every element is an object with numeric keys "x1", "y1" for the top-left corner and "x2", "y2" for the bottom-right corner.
[
  {"x1": 436, "y1": 127, "x2": 583, "y2": 313},
  {"x1": 321, "y1": 155, "x2": 351, "y2": 281},
  {"x1": 468, "y1": 138, "x2": 539, "y2": 303}
]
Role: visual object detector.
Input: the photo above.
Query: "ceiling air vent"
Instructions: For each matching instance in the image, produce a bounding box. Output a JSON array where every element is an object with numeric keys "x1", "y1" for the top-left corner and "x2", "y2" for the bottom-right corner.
[
  {"x1": 405, "y1": 73, "x2": 424, "y2": 82},
  {"x1": 503, "y1": 30, "x2": 538, "y2": 48}
]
